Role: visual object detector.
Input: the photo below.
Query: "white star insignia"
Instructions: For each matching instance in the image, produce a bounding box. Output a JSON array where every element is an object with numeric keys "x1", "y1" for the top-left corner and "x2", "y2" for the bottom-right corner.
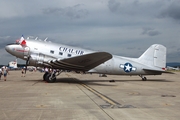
[
  {"x1": 119, "y1": 63, "x2": 137, "y2": 72},
  {"x1": 125, "y1": 64, "x2": 132, "y2": 71}
]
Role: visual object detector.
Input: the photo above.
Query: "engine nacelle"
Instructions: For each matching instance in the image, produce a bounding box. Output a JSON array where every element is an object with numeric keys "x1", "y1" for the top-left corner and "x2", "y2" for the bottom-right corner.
[{"x1": 28, "y1": 53, "x2": 54, "y2": 67}]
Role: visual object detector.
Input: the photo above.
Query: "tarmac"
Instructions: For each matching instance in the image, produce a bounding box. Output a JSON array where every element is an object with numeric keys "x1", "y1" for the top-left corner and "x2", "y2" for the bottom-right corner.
[{"x1": 0, "y1": 70, "x2": 179, "y2": 120}]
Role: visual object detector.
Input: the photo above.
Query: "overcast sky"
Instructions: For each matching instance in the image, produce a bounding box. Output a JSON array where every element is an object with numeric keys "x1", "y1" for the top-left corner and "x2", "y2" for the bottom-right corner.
[{"x1": 0, "y1": 0, "x2": 180, "y2": 65}]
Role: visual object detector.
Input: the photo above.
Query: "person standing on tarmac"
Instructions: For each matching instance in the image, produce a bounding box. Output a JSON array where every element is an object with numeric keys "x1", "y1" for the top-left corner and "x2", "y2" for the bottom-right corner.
[
  {"x1": 21, "y1": 68, "x2": 25, "y2": 77},
  {"x1": 2, "y1": 66, "x2": 9, "y2": 81},
  {"x1": 0, "y1": 68, "x2": 2, "y2": 80}
]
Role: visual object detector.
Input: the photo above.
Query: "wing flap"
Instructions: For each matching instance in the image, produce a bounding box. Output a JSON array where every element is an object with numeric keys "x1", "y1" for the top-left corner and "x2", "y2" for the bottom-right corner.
[{"x1": 47, "y1": 52, "x2": 112, "y2": 71}]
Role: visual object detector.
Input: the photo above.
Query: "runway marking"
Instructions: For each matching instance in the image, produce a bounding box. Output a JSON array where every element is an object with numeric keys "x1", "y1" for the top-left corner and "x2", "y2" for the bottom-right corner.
[
  {"x1": 66, "y1": 73, "x2": 135, "y2": 108},
  {"x1": 38, "y1": 110, "x2": 43, "y2": 120},
  {"x1": 65, "y1": 73, "x2": 71, "y2": 77},
  {"x1": 35, "y1": 104, "x2": 50, "y2": 108},
  {"x1": 81, "y1": 83, "x2": 120, "y2": 107},
  {"x1": 128, "y1": 92, "x2": 140, "y2": 95},
  {"x1": 3, "y1": 112, "x2": 8, "y2": 119},
  {"x1": 78, "y1": 83, "x2": 115, "y2": 120},
  {"x1": 31, "y1": 81, "x2": 40, "y2": 86}
]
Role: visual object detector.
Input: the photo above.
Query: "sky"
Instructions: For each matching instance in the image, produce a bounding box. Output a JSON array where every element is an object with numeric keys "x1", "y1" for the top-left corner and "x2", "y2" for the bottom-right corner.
[{"x1": 0, "y1": 0, "x2": 180, "y2": 65}]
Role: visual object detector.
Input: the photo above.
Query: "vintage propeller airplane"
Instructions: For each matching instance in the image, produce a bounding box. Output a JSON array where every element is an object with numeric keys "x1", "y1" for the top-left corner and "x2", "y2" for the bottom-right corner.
[{"x1": 5, "y1": 36, "x2": 168, "y2": 83}]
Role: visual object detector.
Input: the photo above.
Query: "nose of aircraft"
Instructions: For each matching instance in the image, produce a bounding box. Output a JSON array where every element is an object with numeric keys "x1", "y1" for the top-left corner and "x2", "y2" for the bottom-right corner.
[
  {"x1": 5, "y1": 44, "x2": 17, "y2": 55},
  {"x1": 5, "y1": 44, "x2": 25, "y2": 59},
  {"x1": 5, "y1": 45, "x2": 12, "y2": 53}
]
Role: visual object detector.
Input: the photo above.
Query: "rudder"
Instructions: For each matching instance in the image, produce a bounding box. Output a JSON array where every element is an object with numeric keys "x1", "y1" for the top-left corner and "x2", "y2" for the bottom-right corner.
[{"x1": 138, "y1": 44, "x2": 166, "y2": 69}]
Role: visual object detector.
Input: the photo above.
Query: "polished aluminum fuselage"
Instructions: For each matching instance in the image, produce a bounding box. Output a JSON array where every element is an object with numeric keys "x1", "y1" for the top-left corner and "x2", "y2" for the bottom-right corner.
[{"x1": 5, "y1": 39, "x2": 164, "y2": 75}]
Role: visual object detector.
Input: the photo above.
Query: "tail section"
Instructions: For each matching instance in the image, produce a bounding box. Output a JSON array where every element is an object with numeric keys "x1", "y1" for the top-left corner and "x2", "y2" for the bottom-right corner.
[{"x1": 138, "y1": 44, "x2": 166, "y2": 69}]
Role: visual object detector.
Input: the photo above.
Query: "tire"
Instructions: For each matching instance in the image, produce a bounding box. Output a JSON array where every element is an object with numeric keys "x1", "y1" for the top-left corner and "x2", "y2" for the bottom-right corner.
[
  {"x1": 45, "y1": 73, "x2": 56, "y2": 83},
  {"x1": 142, "y1": 77, "x2": 147, "y2": 81},
  {"x1": 43, "y1": 72, "x2": 49, "y2": 81}
]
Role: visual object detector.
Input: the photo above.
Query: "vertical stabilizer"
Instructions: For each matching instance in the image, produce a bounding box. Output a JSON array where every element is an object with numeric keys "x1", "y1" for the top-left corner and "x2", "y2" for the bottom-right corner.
[{"x1": 138, "y1": 44, "x2": 166, "y2": 69}]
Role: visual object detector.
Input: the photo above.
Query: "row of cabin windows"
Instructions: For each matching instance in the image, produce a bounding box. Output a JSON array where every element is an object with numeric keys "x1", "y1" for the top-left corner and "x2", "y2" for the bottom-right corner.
[{"x1": 50, "y1": 50, "x2": 71, "y2": 57}]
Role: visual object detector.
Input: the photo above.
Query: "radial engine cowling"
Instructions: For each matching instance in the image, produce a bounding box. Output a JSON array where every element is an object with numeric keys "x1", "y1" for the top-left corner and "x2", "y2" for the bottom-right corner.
[{"x1": 28, "y1": 53, "x2": 53, "y2": 67}]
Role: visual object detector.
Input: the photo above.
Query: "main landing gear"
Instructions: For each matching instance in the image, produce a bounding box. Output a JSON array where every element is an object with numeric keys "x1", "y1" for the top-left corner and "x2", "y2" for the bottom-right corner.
[
  {"x1": 139, "y1": 75, "x2": 147, "y2": 81},
  {"x1": 43, "y1": 70, "x2": 63, "y2": 83}
]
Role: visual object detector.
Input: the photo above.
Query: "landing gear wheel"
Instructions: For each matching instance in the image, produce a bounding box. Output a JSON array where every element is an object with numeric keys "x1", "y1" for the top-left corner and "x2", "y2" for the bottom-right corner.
[
  {"x1": 139, "y1": 75, "x2": 147, "y2": 81},
  {"x1": 142, "y1": 77, "x2": 147, "y2": 81},
  {"x1": 43, "y1": 72, "x2": 49, "y2": 81},
  {"x1": 45, "y1": 74, "x2": 56, "y2": 83}
]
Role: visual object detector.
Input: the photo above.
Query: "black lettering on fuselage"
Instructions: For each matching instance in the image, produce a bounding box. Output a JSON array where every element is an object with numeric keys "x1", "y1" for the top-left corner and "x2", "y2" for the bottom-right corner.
[{"x1": 59, "y1": 46, "x2": 84, "y2": 55}]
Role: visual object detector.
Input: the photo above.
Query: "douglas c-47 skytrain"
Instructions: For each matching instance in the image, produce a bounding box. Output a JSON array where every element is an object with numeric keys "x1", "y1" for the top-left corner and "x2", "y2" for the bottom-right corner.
[{"x1": 5, "y1": 36, "x2": 169, "y2": 83}]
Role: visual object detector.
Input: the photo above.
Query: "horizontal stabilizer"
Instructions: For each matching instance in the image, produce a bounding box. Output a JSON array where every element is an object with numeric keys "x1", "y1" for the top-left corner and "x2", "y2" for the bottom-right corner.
[{"x1": 143, "y1": 68, "x2": 174, "y2": 74}]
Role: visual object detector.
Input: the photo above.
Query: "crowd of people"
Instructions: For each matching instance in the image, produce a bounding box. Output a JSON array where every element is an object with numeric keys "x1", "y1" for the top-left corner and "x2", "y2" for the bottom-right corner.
[{"x1": 0, "y1": 66, "x2": 59, "y2": 81}]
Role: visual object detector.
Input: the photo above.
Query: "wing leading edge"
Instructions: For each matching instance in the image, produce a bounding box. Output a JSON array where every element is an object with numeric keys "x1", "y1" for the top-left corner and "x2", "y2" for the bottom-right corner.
[{"x1": 47, "y1": 52, "x2": 112, "y2": 71}]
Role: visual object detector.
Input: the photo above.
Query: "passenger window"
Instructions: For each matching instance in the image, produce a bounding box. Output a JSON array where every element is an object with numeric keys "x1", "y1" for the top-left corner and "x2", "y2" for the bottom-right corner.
[
  {"x1": 59, "y1": 52, "x2": 63, "y2": 55},
  {"x1": 50, "y1": 50, "x2": 54, "y2": 54},
  {"x1": 68, "y1": 54, "x2": 71, "y2": 57}
]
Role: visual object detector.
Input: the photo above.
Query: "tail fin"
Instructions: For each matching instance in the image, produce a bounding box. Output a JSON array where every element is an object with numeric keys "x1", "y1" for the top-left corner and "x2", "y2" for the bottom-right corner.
[{"x1": 138, "y1": 44, "x2": 166, "y2": 69}]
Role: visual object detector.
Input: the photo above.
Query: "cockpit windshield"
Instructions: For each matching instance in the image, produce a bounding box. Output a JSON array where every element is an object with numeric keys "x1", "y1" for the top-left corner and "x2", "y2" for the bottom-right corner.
[
  {"x1": 7, "y1": 39, "x2": 21, "y2": 45},
  {"x1": 7, "y1": 38, "x2": 27, "y2": 46},
  {"x1": 7, "y1": 43, "x2": 20, "y2": 45},
  {"x1": 16, "y1": 39, "x2": 21, "y2": 45}
]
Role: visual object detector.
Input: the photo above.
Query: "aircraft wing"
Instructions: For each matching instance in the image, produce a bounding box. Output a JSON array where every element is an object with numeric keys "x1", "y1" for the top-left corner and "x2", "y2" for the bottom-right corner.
[{"x1": 47, "y1": 52, "x2": 112, "y2": 71}]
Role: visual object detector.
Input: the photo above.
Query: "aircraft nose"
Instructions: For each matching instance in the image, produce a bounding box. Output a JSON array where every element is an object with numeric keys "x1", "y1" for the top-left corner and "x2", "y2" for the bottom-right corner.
[
  {"x1": 5, "y1": 45, "x2": 12, "y2": 53},
  {"x1": 5, "y1": 44, "x2": 24, "y2": 58},
  {"x1": 5, "y1": 44, "x2": 16, "y2": 55}
]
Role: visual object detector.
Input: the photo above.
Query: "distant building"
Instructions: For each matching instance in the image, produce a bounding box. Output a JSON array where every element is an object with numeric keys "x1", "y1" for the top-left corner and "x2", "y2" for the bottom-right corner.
[
  {"x1": 167, "y1": 66, "x2": 180, "y2": 71},
  {"x1": 9, "y1": 61, "x2": 17, "y2": 69}
]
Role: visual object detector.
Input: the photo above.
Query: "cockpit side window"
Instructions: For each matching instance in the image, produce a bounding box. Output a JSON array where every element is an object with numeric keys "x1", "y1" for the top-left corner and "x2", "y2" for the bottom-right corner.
[
  {"x1": 59, "y1": 52, "x2": 63, "y2": 55},
  {"x1": 68, "y1": 54, "x2": 72, "y2": 57}
]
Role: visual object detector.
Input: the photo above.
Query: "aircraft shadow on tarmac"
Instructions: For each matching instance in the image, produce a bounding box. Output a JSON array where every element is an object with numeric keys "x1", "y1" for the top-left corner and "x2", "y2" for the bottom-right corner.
[
  {"x1": 24, "y1": 77, "x2": 173, "y2": 86},
  {"x1": 111, "y1": 79, "x2": 173, "y2": 82},
  {"x1": 55, "y1": 78, "x2": 173, "y2": 83},
  {"x1": 55, "y1": 78, "x2": 172, "y2": 84},
  {"x1": 23, "y1": 78, "x2": 115, "y2": 86},
  {"x1": 55, "y1": 78, "x2": 116, "y2": 86}
]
